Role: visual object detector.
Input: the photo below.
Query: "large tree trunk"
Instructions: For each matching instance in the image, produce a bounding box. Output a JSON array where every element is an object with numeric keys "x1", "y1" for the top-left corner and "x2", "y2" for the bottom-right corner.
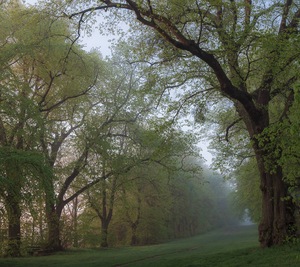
[
  {"x1": 45, "y1": 205, "x2": 63, "y2": 251},
  {"x1": 240, "y1": 97, "x2": 296, "y2": 247},
  {"x1": 251, "y1": 121, "x2": 296, "y2": 247},
  {"x1": 258, "y1": 165, "x2": 295, "y2": 247}
]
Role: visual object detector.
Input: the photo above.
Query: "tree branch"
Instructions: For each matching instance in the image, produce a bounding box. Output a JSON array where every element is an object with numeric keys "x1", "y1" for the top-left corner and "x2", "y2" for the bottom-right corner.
[
  {"x1": 68, "y1": 1, "x2": 131, "y2": 19},
  {"x1": 244, "y1": 0, "x2": 252, "y2": 27},
  {"x1": 57, "y1": 148, "x2": 89, "y2": 205},
  {"x1": 225, "y1": 118, "x2": 242, "y2": 142},
  {"x1": 69, "y1": 0, "x2": 263, "y2": 125},
  {"x1": 279, "y1": 0, "x2": 293, "y2": 32}
]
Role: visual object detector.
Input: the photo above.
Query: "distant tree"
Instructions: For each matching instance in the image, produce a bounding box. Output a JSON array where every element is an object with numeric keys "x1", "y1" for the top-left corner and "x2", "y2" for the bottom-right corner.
[
  {"x1": 120, "y1": 162, "x2": 172, "y2": 245},
  {"x1": 80, "y1": 122, "x2": 204, "y2": 247}
]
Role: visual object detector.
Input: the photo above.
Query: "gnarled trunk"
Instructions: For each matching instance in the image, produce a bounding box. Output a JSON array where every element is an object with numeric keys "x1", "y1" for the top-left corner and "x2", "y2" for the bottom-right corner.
[
  {"x1": 258, "y1": 165, "x2": 295, "y2": 247},
  {"x1": 241, "y1": 97, "x2": 296, "y2": 247}
]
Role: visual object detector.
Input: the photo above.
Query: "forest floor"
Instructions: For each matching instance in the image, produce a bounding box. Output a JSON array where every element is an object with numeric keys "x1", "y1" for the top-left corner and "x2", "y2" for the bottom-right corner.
[{"x1": 1, "y1": 224, "x2": 300, "y2": 266}]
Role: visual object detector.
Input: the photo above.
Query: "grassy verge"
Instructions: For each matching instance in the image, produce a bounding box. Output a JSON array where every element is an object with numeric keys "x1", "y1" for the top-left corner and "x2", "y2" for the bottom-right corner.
[{"x1": 0, "y1": 225, "x2": 299, "y2": 267}]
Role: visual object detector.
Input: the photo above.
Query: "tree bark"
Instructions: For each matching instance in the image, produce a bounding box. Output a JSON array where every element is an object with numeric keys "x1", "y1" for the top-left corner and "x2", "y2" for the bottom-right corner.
[
  {"x1": 5, "y1": 197, "x2": 21, "y2": 257},
  {"x1": 250, "y1": 118, "x2": 296, "y2": 247},
  {"x1": 130, "y1": 194, "x2": 141, "y2": 246},
  {"x1": 72, "y1": 196, "x2": 79, "y2": 247},
  {"x1": 4, "y1": 165, "x2": 22, "y2": 257},
  {"x1": 99, "y1": 192, "x2": 113, "y2": 248},
  {"x1": 45, "y1": 204, "x2": 63, "y2": 251},
  {"x1": 130, "y1": 223, "x2": 138, "y2": 246},
  {"x1": 100, "y1": 220, "x2": 109, "y2": 248},
  {"x1": 258, "y1": 165, "x2": 295, "y2": 247}
]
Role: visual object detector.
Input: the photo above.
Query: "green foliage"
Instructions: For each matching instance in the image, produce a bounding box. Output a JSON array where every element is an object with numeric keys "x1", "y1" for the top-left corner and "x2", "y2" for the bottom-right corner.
[
  {"x1": 208, "y1": 101, "x2": 252, "y2": 176},
  {"x1": 0, "y1": 147, "x2": 48, "y2": 170},
  {"x1": 231, "y1": 158, "x2": 261, "y2": 223},
  {"x1": 278, "y1": 86, "x2": 300, "y2": 184},
  {"x1": 78, "y1": 152, "x2": 234, "y2": 247},
  {"x1": 0, "y1": 147, "x2": 52, "y2": 190},
  {"x1": 254, "y1": 85, "x2": 300, "y2": 184}
]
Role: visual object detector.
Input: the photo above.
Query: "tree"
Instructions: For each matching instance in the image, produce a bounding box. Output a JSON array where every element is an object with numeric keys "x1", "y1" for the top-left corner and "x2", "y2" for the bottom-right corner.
[
  {"x1": 0, "y1": 2, "x2": 103, "y2": 254},
  {"x1": 0, "y1": 3, "x2": 64, "y2": 256},
  {"x1": 119, "y1": 158, "x2": 173, "y2": 246},
  {"x1": 0, "y1": 149, "x2": 51, "y2": 257},
  {"x1": 87, "y1": 172, "x2": 117, "y2": 248},
  {"x1": 67, "y1": 0, "x2": 300, "y2": 247}
]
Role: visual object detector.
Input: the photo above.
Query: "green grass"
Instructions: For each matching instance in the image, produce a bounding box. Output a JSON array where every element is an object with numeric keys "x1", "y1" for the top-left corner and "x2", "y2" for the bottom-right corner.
[{"x1": 1, "y1": 225, "x2": 300, "y2": 266}]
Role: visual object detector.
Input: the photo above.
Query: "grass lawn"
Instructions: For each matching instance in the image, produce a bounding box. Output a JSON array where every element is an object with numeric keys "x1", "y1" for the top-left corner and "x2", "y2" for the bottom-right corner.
[{"x1": 1, "y1": 225, "x2": 300, "y2": 266}]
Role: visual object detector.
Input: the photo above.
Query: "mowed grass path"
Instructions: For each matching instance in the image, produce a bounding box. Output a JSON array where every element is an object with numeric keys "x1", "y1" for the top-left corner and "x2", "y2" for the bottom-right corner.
[{"x1": 1, "y1": 225, "x2": 300, "y2": 267}]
